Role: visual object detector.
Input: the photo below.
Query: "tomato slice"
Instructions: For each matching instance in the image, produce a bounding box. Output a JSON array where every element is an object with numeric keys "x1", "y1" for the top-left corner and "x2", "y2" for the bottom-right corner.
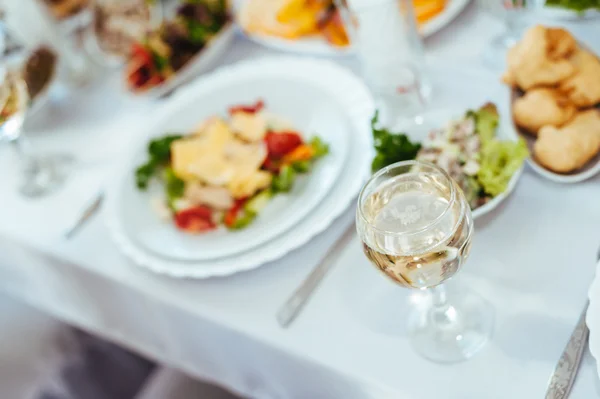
[
  {"x1": 261, "y1": 157, "x2": 281, "y2": 173},
  {"x1": 264, "y1": 131, "x2": 303, "y2": 159},
  {"x1": 131, "y1": 43, "x2": 153, "y2": 65},
  {"x1": 228, "y1": 100, "x2": 265, "y2": 115},
  {"x1": 223, "y1": 199, "x2": 247, "y2": 227},
  {"x1": 175, "y1": 206, "x2": 216, "y2": 233}
]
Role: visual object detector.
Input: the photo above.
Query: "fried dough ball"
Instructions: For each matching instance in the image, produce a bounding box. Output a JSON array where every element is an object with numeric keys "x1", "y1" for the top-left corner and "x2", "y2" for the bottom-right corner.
[
  {"x1": 534, "y1": 109, "x2": 600, "y2": 173},
  {"x1": 512, "y1": 88, "x2": 576, "y2": 135}
]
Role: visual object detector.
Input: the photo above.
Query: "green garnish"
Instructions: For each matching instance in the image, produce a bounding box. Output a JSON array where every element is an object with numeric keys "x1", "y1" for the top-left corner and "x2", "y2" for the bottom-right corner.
[
  {"x1": 230, "y1": 212, "x2": 257, "y2": 230},
  {"x1": 545, "y1": 0, "x2": 600, "y2": 12},
  {"x1": 309, "y1": 136, "x2": 330, "y2": 158},
  {"x1": 187, "y1": 20, "x2": 211, "y2": 44},
  {"x1": 135, "y1": 134, "x2": 183, "y2": 189},
  {"x1": 371, "y1": 110, "x2": 421, "y2": 172},
  {"x1": 271, "y1": 165, "x2": 296, "y2": 193},
  {"x1": 151, "y1": 51, "x2": 169, "y2": 72},
  {"x1": 472, "y1": 103, "x2": 528, "y2": 197},
  {"x1": 473, "y1": 102, "x2": 500, "y2": 146},
  {"x1": 164, "y1": 167, "x2": 185, "y2": 209},
  {"x1": 291, "y1": 160, "x2": 311, "y2": 173}
]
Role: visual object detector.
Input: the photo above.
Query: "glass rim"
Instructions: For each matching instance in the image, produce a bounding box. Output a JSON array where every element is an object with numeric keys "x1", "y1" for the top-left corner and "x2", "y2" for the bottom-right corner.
[{"x1": 356, "y1": 160, "x2": 457, "y2": 237}]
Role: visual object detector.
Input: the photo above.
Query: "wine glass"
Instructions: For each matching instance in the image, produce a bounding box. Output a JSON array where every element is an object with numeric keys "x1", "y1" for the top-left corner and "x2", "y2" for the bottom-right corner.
[
  {"x1": 356, "y1": 160, "x2": 493, "y2": 363},
  {"x1": 335, "y1": 0, "x2": 430, "y2": 125},
  {"x1": 480, "y1": 0, "x2": 544, "y2": 69},
  {"x1": 0, "y1": 67, "x2": 73, "y2": 197},
  {"x1": 83, "y1": 0, "x2": 152, "y2": 66}
]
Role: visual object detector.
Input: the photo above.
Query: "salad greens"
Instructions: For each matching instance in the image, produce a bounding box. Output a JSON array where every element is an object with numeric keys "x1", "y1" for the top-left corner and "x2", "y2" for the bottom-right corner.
[
  {"x1": 545, "y1": 0, "x2": 600, "y2": 12},
  {"x1": 271, "y1": 165, "x2": 296, "y2": 193},
  {"x1": 135, "y1": 134, "x2": 183, "y2": 189},
  {"x1": 371, "y1": 110, "x2": 422, "y2": 173},
  {"x1": 473, "y1": 104, "x2": 528, "y2": 197},
  {"x1": 370, "y1": 103, "x2": 528, "y2": 210},
  {"x1": 164, "y1": 167, "x2": 185, "y2": 209},
  {"x1": 478, "y1": 139, "x2": 529, "y2": 197},
  {"x1": 270, "y1": 138, "x2": 330, "y2": 193}
]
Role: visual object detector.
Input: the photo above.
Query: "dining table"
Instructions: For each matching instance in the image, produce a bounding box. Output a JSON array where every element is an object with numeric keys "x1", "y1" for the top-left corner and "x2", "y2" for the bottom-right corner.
[{"x1": 1, "y1": 3, "x2": 600, "y2": 398}]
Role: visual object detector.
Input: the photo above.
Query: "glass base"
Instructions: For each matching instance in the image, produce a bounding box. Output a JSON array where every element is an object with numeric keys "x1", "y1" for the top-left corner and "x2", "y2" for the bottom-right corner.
[
  {"x1": 408, "y1": 288, "x2": 494, "y2": 363},
  {"x1": 482, "y1": 34, "x2": 519, "y2": 71},
  {"x1": 20, "y1": 153, "x2": 75, "y2": 198}
]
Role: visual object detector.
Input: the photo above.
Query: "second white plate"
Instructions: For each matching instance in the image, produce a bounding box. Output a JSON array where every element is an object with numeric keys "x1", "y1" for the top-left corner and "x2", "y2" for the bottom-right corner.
[{"x1": 233, "y1": 0, "x2": 470, "y2": 56}]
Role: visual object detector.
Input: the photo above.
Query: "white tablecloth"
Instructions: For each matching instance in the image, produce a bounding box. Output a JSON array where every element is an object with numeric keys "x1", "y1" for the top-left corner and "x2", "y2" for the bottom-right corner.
[{"x1": 1, "y1": 5, "x2": 600, "y2": 399}]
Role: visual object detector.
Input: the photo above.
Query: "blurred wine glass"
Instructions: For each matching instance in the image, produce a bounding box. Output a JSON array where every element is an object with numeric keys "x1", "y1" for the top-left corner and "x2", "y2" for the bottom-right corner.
[
  {"x1": 0, "y1": 61, "x2": 73, "y2": 197},
  {"x1": 83, "y1": 0, "x2": 151, "y2": 66},
  {"x1": 335, "y1": 0, "x2": 431, "y2": 125},
  {"x1": 480, "y1": 0, "x2": 545, "y2": 69}
]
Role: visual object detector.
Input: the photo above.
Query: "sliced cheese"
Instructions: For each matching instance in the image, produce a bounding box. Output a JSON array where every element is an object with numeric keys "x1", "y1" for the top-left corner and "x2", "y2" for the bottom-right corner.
[
  {"x1": 171, "y1": 138, "x2": 207, "y2": 181},
  {"x1": 172, "y1": 114, "x2": 270, "y2": 190},
  {"x1": 188, "y1": 155, "x2": 236, "y2": 186},
  {"x1": 230, "y1": 112, "x2": 267, "y2": 142},
  {"x1": 227, "y1": 169, "x2": 272, "y2": 199},
  {"x1": 224, "y1": 141, "x2": 267, "y2": 170}
]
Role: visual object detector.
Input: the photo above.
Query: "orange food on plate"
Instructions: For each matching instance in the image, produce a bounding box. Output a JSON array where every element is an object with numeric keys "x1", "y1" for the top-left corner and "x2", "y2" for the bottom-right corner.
[
  {"x1": 240, "y1": 0, "x2": 445, "y2": 46},
  {"x1": 414, "y1": 0, "x2": 446, "y2": 24}
]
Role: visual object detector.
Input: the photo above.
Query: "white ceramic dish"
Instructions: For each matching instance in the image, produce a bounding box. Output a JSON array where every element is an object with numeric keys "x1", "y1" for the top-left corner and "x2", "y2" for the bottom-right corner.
[
  {"x1": 128, "y1": 22, "x2": 236, "y2": 98},
  {"x1": 525, "y1": 154, "x2": 600, "y2": 184},
  {"x1": 106, "y1": 56, "x2": 375, "y2": 278},
  {"x1": 587, "y1": 259, "x2": 600, "y2": 381},
  {"x1": 392, "y1": 107, "x2": 523, "y2": 219},
  {"x1": 233, "y1": 0, "x2": 470, "y2": 56},
  {"x1": 112, "y1": 85, "x2": 349, "y2": 261}
]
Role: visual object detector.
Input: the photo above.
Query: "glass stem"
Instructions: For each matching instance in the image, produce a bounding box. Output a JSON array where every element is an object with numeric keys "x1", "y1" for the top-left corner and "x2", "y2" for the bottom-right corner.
[
  {"x1": 429, "y1": 284, "x2": 453, "y2": 326},
  {"x1": 10, "y1": 135, "x2": 37, "y2": 172},
  {"x1": 505, "y1": 14, "x2": 519, "y2": 40}
]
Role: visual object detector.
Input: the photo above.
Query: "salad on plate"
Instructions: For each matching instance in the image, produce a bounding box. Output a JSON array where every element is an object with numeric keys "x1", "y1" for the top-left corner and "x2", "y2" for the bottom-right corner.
[
  {"x1": 135, "y1": 100, "x2": 329, "y2": 233},
  {"x1": 126, "y1": 0, "x2": 230, "y2": 92},
  {"x1": 372, "y1": 103, "x2": 529, "y2": 210}
]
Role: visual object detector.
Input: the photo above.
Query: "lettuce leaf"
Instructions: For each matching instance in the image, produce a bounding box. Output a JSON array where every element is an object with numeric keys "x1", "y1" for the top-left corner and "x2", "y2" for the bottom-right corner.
[{"x1": 477, "y1": 138, "x2": 528, "y2": 197}]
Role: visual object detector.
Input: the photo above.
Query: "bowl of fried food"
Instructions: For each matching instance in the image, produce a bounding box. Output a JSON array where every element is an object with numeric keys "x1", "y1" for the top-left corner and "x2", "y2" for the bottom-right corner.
[{"x1": 504, "y1": 25, "x2": 600, "y2": 183}]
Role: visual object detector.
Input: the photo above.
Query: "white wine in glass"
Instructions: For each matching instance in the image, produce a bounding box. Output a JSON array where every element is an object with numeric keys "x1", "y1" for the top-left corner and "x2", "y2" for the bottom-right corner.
[
  {"x1": 356, "y1": 161, "x2": 492, "y2": 363},
  {"x1": 0, "y1": 68, "x2": 72, "y2": 197}
]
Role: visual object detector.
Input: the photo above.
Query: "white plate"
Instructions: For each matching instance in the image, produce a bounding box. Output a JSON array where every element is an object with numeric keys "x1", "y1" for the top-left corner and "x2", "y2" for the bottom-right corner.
[
  {"x1": 524, "y1": 155, "x2": 600, "y2": 184},
  {"x1": 112, "y1": 77, "x2": 350, "y2": 261},
  {"x1": 128, "y1": 23, "x2": 236, "y2": 98},
  {"x1": 392, "y1": 107, "x2": 523, "y2": 219},
  {"x1": 587, "y1": 259, "x2": 600, "y2": 381},
  {"x1": 106, "y1": 56, "x2": 375, "y2": 278},
  {"x1": 233, "y1": 0, "x2": 470, "y2": 56}
]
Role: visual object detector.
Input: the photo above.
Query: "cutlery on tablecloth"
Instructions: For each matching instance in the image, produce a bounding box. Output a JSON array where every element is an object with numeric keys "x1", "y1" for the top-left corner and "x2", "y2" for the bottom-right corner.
[
  {"x1": 64, "y1": 192, "x2": 104, "y2": 239},
  {"x1": 545, "y1": 245, "x2": 600, "y2": 398},
  {"x1": 276, "y1": 221, "x2": 356, "y2": 328}
]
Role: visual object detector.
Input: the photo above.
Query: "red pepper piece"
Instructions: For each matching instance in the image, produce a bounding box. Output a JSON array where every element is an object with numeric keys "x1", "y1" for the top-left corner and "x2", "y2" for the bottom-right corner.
[
  {"x1": 228, "y1": 99, "x2": 265, "y2": 115},
  {"x1": 223, "y1": 199, "x2": 247, "y2": 228},
  {"x1": 175, "y1": 206, "x2": 216, "y2": 233},
  {"x1": 264, "y1": 131, "x2": 303, "y2": 159}
]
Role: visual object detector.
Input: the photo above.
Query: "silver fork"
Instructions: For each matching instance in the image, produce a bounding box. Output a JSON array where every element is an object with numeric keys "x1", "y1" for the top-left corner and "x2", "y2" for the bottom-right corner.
[{"x1": 545, "y1": 244, "x2": 600, "y2": 398}]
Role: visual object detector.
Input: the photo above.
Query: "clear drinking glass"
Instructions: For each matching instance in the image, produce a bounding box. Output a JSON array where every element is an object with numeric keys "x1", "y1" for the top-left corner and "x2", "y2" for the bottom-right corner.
[
  {"x1": 479, "y1": 0, "x2": 543, "y2": 69},
  {"x1": 335, "y1": 0, "x2": 430, "y2": 124},
  {"x1": 356, "y1": 160, "x2": 493, "y2": 363},
  {"x1": 0, "y1": 67, "x2": 72, "y2": 197},
  {"x1": 84, "y1": 0, "x2": 151, "y2": 66}
]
